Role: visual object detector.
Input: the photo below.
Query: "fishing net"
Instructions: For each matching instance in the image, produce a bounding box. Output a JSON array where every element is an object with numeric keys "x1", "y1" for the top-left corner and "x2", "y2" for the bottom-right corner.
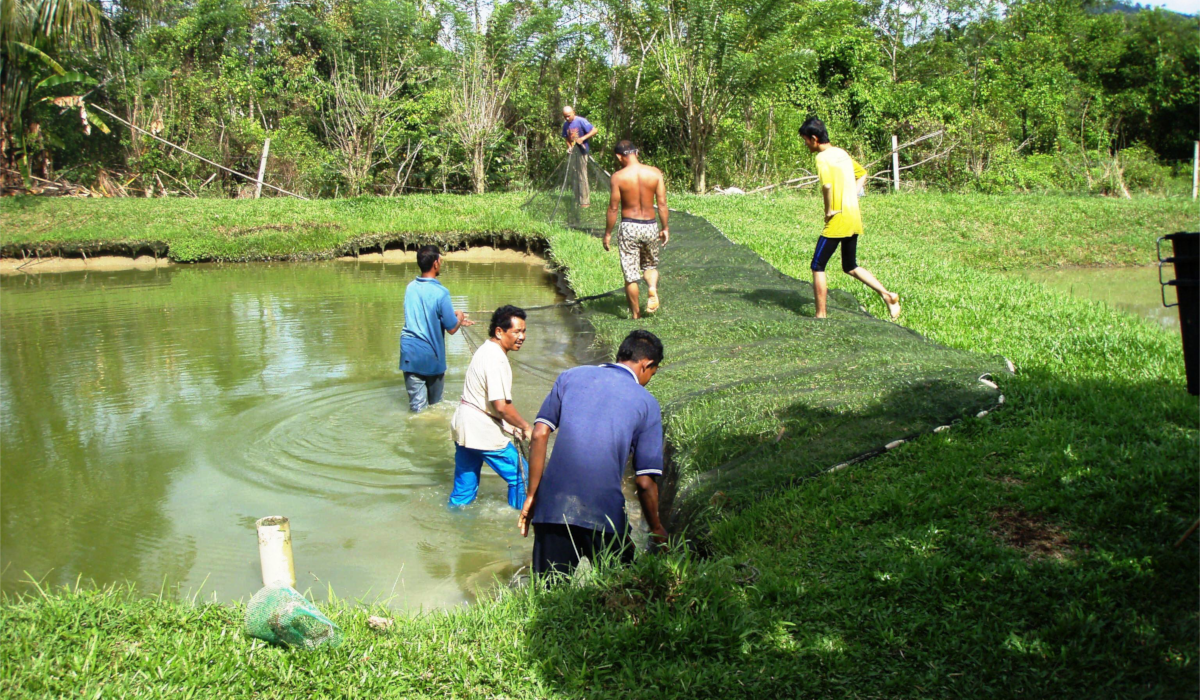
[
  {"x1": 522, "y1": 158, "x2": 1010, "y2": 532},
  {"x1": 244, "y1": 585, "x2": 344, "y2": 650},
  {"x1": 522, "y1": 150, "x2": 613, "y2": 236}
]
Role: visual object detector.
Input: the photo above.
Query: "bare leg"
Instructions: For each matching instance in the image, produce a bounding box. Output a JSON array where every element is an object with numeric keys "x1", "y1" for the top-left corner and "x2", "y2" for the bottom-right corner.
[
  {"x1": 625, "y1": 281, "x2": 641, "y2": 319},
  {"x1": 644, "y1": 268, "x2": 660, "y2": 313},
  {"x1": 812, "y1": 270, "x2": 829, "y2": 318},
  {"x1": 848, "y1": 267, "x2": 901, "y2": 320}
]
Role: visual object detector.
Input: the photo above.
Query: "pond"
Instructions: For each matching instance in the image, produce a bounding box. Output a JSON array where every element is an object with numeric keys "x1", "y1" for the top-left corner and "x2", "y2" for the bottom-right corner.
[
  {"x1": 1014, "y1": 265, "x2": 1179, "y2": 331},
  {"x1": 0, "y1": 258, "x2": 597, "y2": 609}
]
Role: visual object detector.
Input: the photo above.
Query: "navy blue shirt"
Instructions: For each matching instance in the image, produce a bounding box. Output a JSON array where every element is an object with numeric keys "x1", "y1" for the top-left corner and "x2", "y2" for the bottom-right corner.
[
  {"x1": 561, "y1": 116, "x2": 595, "y2": 154},
  {"x1": 399, "y1": 277, "x2": 457, "y2": 376},
  {"x1": 532, "y1": 363, "x2": 664, "y2": 533}
]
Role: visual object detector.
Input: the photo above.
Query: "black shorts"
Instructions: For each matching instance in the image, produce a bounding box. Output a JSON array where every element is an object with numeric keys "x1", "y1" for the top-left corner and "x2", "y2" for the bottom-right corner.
[
  {"x1": 810, "y1": 234, "x2": 859, "y2": 273},
  {"x1": 532, "y1": 522, "x2": 633, "y2": 578}
]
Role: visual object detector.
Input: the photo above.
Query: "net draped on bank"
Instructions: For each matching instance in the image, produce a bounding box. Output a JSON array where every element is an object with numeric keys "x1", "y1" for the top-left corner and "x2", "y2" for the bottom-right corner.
[{"x1": 523, "y1": 157, "x2": 1009, "y2": 530}]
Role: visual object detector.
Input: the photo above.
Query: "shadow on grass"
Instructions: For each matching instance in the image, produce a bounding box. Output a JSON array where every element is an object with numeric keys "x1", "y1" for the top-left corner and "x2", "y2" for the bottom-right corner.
[{"x1": 519, "y1": 369, "x2": 1198, "y2": 699}]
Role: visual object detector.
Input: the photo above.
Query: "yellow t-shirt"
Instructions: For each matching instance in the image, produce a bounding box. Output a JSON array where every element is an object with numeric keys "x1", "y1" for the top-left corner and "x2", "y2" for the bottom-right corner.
[{"x1": 815, "y1": 147, "x2": 867, "y2": 238}]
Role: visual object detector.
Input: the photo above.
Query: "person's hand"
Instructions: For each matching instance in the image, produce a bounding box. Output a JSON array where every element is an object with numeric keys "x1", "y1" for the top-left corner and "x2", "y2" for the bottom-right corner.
[
  {"x1": 649, "y1": 525, "x2": 668, "y2": 545},
  {"x1": 602, "y1": 234, "x2": 612, "y2": 252},
  {"x1": 518, "y1": 495, "x2": 536, "y2": 537},
  {"x1": 659, "y1": 227, "x2": 669, "y2": 246},
  {"x1": 824, "y1": 209, "x2": 841, "y2": 224},
  {"x1": 456, "y1": 310, "x2": 476, "y2": 327}
]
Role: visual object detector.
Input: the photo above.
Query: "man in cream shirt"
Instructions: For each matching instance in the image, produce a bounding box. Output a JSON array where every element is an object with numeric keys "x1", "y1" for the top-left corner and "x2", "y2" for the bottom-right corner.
[{"x1": 449, "y1": 305, "x2": 533, "y2": 509}]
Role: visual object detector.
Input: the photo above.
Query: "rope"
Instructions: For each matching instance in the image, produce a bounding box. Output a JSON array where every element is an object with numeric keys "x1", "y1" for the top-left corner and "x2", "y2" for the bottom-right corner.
[
  {"x1": 463, "y1": 287, "x2": 623, "y2": 316},
  {"x1": 86, "y1": 104, "x2": 311, "y2": 200}
]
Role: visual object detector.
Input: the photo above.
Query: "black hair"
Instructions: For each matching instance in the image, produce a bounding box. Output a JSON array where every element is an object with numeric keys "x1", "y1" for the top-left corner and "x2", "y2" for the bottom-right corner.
[
  {"x1": 417, "y1": 245, "x2": 441, "y2": 273},
  {"x1": 489, "y1": 305, "x2": 527, "y2": 338},
  {"x1": 798, "y1": 117, "x2": 830, "y2": 144},
  {"x1": 614, "y1": 139, "x2": 638, "y2": 156},
  {"x1": 616, "y1": 329, "x2": 664, "y2": 366}
]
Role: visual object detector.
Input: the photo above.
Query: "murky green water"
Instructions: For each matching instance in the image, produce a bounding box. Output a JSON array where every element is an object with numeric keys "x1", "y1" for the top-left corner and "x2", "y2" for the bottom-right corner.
[
  {"x1": 1016, "y1": 265, "x2": 1180, "y2": 330},
  {"x1": 1, "y1": 260, "x2": 595, "y2": 608}
]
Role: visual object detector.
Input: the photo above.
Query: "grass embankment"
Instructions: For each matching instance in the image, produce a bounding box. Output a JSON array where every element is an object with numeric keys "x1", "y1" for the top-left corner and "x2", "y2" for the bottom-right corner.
[
  {"x1": 0, "y1": 194, "x2": 557, "y2": 262},
  {"x1": 1, "y1": 193, "x2": 1197, "y2": 698}
]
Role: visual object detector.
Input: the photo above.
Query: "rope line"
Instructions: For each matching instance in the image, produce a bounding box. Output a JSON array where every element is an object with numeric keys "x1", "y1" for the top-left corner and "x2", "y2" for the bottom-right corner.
[{"x1": 461, "y1": 287, "x2": 624, "y2": 316}]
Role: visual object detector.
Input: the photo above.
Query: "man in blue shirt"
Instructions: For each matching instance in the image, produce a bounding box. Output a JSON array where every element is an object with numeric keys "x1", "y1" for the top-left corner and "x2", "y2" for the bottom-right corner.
[
  {"x1": 399, "y1": 245, "x2": 473, "y2": 412},
  {"x1": 561, "y1": 106, "x2": 597, "y2": 208},
  {"x1": 517, "y1": 330, "x2": 668, "y2": 576}
]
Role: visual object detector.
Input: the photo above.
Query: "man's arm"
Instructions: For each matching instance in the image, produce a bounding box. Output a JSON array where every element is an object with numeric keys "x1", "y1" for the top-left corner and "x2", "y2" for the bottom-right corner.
[
  {"x1": 491, "y1": 399, "x2": 531, "y2": 440},
  {"x1": 822, "y1": 184, "x2": 840, "y2": 224},
  {"x1": 853, "y1": 159, "x2": 867, "y2": 193},
  {"x1": 603, "y1": 176, "x2": 620, "y2": 251},
  {"x1": 578, "y1": 125, "x2": 597, "y2": 143},
  {"x1": 518, "y1": 421, "x2": 552, "y2": 536},
  {"x1": 655, "y1": 172, "x2": 669, "y2": 246},
  {"x1": 635, "y1": 475, "x2": 666, "y2": 541},
  {"x1": 440, "y1": 296, "x2": 474, "y2": 335}
]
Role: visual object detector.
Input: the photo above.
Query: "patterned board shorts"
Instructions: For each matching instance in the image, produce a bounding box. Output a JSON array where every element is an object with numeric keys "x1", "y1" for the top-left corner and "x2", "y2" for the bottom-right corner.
[{"x1": 617, "y1": 219, "x2": 660, "y2": 284}]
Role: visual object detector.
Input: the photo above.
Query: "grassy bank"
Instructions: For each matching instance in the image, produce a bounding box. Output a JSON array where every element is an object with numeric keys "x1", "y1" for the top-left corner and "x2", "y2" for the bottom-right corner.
[{"x1": 1, "y1": 193, "x2": 1197, "y2": 697}]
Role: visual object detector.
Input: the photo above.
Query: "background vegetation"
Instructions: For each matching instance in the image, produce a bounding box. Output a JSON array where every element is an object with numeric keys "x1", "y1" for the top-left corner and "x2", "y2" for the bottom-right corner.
[{"x1": 3, "y1": 0, "x2": 1197, "y2": 196}]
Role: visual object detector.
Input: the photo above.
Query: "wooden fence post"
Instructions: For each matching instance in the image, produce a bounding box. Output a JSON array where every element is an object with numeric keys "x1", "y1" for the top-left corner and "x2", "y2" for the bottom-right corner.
[
  {"x1": 1192, "y1": 140, "x2": 1198, "y2": 201},
  {"x1": 892, "y1": 134, "x2": 900, "y2": 192},
  {"x1": 255, "y1": 137, "x2": 271, "y2": 200}
]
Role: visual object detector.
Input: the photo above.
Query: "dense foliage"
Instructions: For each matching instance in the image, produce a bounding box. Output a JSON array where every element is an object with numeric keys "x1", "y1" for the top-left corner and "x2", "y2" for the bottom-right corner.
[{"x1": 2, "y1": 0, "x2": 1196, "y2": 195}]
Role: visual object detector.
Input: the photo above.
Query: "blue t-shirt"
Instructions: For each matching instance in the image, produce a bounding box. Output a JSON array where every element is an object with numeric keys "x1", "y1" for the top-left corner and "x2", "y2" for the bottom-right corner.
[
  {"x1": 532, "y1": 363, "x2": 664, "y2": 533},
  {"x1": 561, "y1": 117, "x2": 594, "y2": 154},
  {"x1": 399, "y1": 277, "x2": 457, "y2": 376}
]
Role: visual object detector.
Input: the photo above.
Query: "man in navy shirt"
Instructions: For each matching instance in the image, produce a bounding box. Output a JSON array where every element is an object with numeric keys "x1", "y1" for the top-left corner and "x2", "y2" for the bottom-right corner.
[
  {"x1": 561, "y1": 106, "x2": 597, "y2": 208},
  {"x1": 399, "y1": 245, "x2": 473, "y2": 412},
  {"x1": 518, "y1": 330, "x2": 668, "y2": 576}
]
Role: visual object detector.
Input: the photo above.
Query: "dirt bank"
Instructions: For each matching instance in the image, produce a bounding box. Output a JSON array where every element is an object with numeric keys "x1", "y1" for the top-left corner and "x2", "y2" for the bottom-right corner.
[
  {"x1": 0, "y1": 255, "x2": 172, "y2": 275},
  {"x1": 336, "y1": 246, "x2": 547, "y2": 265},
  {"x1": 0, "y1": 246, "x2": 548, "y2": 275}
]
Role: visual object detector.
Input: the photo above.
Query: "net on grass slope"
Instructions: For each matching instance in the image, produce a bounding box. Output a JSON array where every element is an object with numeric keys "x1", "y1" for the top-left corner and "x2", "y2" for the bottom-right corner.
[
  {"x1": 523, "y1": 157, "x2": 1009, "y2": 529},
  {"x1": 245, "y1": 585, "x2": 343, "y2": 650}
]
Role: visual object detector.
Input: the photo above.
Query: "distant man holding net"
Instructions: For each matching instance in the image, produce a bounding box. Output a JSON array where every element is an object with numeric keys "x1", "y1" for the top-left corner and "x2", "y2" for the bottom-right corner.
[
  {"x1": 561, "y1": 106, "x2": 597, "y2": 209},
  {"x1": 400, "y1": 245, "x2": 474, "y2": 412},
  {"x1": 517, "y1": 330, "x2": 668, "y2": 577},
  {"x1": 799, "y1": 117, "x2": 901, "y2": 320},
  {"x1": 604, "y1": 140, "x2": 669, "y2": 319},
  {"x1": 448, "y1": 305, "x2": 533, "y2": 510}
]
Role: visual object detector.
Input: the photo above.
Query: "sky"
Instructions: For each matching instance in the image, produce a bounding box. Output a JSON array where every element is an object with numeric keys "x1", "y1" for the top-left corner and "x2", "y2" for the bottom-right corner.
[{"x1": 1145, "y1": 0, "x2": 1198, "y2": 14}]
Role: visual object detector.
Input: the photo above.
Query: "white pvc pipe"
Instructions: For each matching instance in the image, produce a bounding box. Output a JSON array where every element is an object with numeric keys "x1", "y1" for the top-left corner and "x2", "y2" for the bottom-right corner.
[{"x1": 256, "y1": 515, "x2": 296, "y2": 588}]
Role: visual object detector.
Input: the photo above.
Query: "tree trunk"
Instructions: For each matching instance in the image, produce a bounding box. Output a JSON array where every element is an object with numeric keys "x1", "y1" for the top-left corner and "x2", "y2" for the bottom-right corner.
[
  {"x1": 472, "y1": 142, "x2": 486, "y2": 194},
  {"x1": 691, "y1": 142, "x2": 706, "y2": 193}
]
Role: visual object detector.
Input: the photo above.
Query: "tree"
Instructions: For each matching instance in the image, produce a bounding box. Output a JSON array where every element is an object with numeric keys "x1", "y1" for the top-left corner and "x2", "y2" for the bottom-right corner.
[
  {"x1": 321, "y1": 58, "x2": 410, "y2": 196},
  {"x1": 447, "y1": 43, "x2": 511, "y2": 194},
  {"x1": 633, "y1": 0, "x2": 795, "y2": 192},
  {"x1": 1, "y1": 0, "x2": 108, "y2": 183}
]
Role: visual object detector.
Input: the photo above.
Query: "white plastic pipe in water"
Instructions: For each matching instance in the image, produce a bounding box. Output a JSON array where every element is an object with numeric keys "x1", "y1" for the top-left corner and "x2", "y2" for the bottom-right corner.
[{"x1": 256, "y1": 515, "x2": 296, "y2": 588}]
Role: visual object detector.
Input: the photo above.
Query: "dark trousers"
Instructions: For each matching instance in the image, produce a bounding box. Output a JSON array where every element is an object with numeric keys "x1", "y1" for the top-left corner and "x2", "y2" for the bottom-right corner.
[{"x1": 532, "y1": 523, "x2": 633, "y2": 577}]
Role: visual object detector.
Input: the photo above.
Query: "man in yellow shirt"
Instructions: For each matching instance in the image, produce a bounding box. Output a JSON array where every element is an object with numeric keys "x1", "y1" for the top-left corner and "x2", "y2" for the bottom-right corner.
[{"x1": 800, "y1": 117, "x2": 900, "y2": 320}]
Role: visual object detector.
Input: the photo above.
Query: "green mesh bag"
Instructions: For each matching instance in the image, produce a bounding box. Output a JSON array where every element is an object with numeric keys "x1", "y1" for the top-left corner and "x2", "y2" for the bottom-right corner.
[{"x1": 244, "y1": 585, "x2": 344, "y2": 650}]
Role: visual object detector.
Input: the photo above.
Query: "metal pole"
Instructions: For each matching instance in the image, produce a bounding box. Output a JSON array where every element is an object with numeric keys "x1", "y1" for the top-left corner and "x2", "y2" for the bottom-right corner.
[
  {"x1": 255, "y1": 138, "x2": 271, "y2": 200},
  {"x1": 1192, "y1": 140, "x2": 1198, "y2": 201},
  {"x1": 892, "y1": 134, "x2": 900, "y2": 192}
]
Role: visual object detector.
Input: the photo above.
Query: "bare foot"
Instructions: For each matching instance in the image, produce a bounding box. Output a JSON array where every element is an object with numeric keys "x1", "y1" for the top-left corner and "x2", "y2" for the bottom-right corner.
[
  {"x1": 885, "y1": 292, "x2": 901, "y2": 320},
  {"x1": 646, "y1": 289, "x2": 659, "y2": 313}
]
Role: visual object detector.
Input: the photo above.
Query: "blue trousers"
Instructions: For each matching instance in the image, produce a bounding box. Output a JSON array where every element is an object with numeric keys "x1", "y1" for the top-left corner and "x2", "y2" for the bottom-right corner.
[{"x1": 449, "y1": 442, "x2": 527, "y2": 509}]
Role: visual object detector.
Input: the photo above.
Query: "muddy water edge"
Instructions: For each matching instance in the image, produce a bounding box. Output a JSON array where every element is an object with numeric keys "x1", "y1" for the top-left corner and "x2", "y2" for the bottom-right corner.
[{"x1": 0, "y1": 256, "x2": 603, "y2": 608}]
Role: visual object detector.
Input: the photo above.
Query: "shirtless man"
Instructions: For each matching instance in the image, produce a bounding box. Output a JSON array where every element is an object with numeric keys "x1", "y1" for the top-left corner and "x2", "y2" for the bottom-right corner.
[{"x1": 604, "y1": 140, "x2": 669, "y2": 319}]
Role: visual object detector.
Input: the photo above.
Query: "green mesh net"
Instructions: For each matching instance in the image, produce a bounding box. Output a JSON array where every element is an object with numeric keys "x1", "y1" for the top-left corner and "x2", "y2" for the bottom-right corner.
[
  {"x1": 523, "y1": 159, "x2": 1010, "y2": 532},
  {"x1": 522, "y1": 151, "x2": 613, "y2": 236},
  {"x1": 244, "y1": 585, "x2": 344, "y2": 650}
]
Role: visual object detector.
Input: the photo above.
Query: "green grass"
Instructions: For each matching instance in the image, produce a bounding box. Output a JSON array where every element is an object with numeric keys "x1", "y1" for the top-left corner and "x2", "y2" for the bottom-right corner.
[
  {"x1": 1, "y1": 192, "x2": 1197, "y2": 697},
  {"x1": 0, "y1": 194, "x2": 556, "y2": 262}
]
